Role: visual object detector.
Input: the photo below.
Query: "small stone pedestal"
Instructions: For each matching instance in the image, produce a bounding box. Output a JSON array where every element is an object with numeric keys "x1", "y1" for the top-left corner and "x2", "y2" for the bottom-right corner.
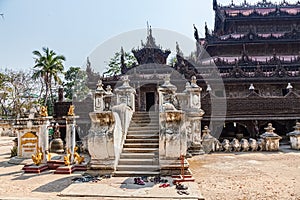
[
  {"x1": 22, "y1": 164, "x2": 48, "y2": 173},
  {"x1": 260, "y1": 123, "x2": 282, "y2": 151},
  {"x1": 287, "y1": 122, "x2": 300, "y2": 150},
  {"x1": 54, "y1": 163, "x2": 87, "y2": 174},
  {"x1": 202, "y1": 126, "x2": 217, "y2": 153}
]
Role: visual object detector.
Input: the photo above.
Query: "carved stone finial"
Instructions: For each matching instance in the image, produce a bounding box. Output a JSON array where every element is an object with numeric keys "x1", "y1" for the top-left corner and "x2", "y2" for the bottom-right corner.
[
  {"x1": 206, "y1": 84, "x2": 212, "y2": 92},
  {"x1": 122, "y1": 75, "x2": 130, "y2": 87},
  {"x1": 96, "y1": 80, "x2": 105, "y2": 92},
  {"x1": 287, "y1": 83, "x2": 293, "y2": 91},
  {"x1": 191, "y1": 76, "x2": 197, "y2": 85},
  {"x1": 264, "y1": 123, "x2": 275, "y2": 133},
  {"x1": 164, "y1": 74, "x2": 171, "y2": 84},
  {"x1": 106, "y1": 85, "x2": 112, "y2": 94},
  {"x1": 249, "y1": 83, "x2": 255, "y2": 91},
  {"x1": 294, "y1": 122, "x2": 300, "y2": 131}
]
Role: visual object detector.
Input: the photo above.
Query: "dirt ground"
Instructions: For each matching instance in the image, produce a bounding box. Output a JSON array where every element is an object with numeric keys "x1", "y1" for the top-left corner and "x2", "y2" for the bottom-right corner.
[
  {"x1": 189, "y1": 151, "x2": 300, "y2": 200},
  {"x1": 0, "y1": 136, "x2": 299, "y2": 200}
]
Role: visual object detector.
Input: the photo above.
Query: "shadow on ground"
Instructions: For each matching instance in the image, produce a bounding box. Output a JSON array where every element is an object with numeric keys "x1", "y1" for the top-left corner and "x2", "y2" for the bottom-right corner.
[
  {"x1": 32, "y1": 176, "x2": 74, "y2": 193},
  {"x1": 12, "y1": 170, "x2": 53, "y2": 180},
  {"x1": 119, "y1": 177, "x2": 174, "y2": 190},
  {"x1": 0, "y1": 160, "x2": 15, "y2": 168}
]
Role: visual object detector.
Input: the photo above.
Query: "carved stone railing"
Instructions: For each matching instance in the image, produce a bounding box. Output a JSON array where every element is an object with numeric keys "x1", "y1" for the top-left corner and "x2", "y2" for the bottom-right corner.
[
  {"x1": 158, "y1": 75, "x2": 205, "y2": 174},
  {"x1": 87, "y1": 77, "x2": 135, "y2": 174}
]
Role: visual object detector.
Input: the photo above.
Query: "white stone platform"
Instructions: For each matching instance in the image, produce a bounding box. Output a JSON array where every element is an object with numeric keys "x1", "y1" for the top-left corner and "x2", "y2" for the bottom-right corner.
[{"x1": 59, "y1": 176, "x2": 204, "y2": 199}]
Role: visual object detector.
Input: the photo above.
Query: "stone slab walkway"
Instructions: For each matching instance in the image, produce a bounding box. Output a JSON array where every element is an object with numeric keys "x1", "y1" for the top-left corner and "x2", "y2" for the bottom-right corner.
[{"x1": 59, "y1": 176, "x2": 204, "y2": 199}]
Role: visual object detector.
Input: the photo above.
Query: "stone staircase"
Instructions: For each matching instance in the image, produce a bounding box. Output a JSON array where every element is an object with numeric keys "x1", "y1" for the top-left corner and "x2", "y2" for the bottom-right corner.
[{"x1": 114, "y1": 112, "x2": 160, "y2": 177}]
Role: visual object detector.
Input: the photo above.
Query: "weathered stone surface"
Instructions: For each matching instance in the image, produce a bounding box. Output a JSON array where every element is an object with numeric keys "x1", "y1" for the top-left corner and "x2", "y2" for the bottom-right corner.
[
  {"x1": 287, "y1": 122, "x2": 300, "y2": 150},
  {"x1": 260, "y1": 123, "x2": 282, "y2": 151}
]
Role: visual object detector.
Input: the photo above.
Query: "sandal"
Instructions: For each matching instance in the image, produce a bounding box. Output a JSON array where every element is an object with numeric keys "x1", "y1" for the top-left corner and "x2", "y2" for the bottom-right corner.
[
  {"x1": 159, "y1": 183, "x2": 170, "y2": 188},
  {"x1": 177, "y1": 190, "x2": 183, "y2": 195},
  {"x1": 181, "y1": 190, "x2": 190, "y2": 195},
  {"x1": 176, "y1": 183, "x2": 188, "y2": 190}
]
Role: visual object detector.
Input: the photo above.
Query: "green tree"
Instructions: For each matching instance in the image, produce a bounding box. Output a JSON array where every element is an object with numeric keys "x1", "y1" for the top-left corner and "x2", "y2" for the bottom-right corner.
[
  {"x1": 64, "y1": 67, "x2": 90, "y2": 101},
  {"x1": 103, "y1": 48, "x2": 137, "y2": 76},
  {"x1": 32, "y1": 47, "x2": 65, "y2": 113}
]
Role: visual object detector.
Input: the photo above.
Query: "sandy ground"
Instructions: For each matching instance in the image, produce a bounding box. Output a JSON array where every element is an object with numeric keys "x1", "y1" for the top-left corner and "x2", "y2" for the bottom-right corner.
[
  {"x1": 189, "y1": 151, "x2": 300, "y2": 200},
  {"x1": 0, "y1": 136, "x2": 299, "y2": 200}
]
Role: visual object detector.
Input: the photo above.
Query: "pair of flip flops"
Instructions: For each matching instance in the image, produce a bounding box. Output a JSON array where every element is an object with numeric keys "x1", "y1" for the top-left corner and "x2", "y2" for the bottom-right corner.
[
  {"x1": 159, "y1": 183, "x2": 170, "y2": 188},
  {"x1": 177, "y1": 190, "x2": 190, "y2": 195},
  {"x1": 176, "y1": 183, "x2": 188, "y2": 190},
  {"x1": 176, "y1": 183, "x2": 189, "y2": 195},
  {"x1": 134, "y1": 177, "x2": 145, "y2": 185}
]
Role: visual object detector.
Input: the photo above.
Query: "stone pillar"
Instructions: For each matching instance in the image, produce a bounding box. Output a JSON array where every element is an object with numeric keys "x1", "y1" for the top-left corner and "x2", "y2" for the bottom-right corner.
[
  {"x1": 87, "y1": 79, "x2": 127, "y2": 175},
  {"x1": 287, "y1": 122, "x2": 300, "y2": 150},
  {"x1": 64, "y1": 116, "x2": 79, "y2": 163},
  {"x1": 87, "y1": 111, "x2": 116, "y2": 174},
  {"x1": 158, "y1": 75, "x2": 187, "y2": 175},
  {"x1": 114, "y1": 76, "x2": 136, "y2": 111},
  {"x1": 260, "y1": 123, "x2": 282, "y2": 151},
  {"x1": 94, "y1": 80, "x2": 106, "y2": 112},
  {"x1": 38, "y1": 117, "x2": 52, "y2": 162},
  {"x1": 184, "y1": 76, "x2": 205, "y2": 155}
]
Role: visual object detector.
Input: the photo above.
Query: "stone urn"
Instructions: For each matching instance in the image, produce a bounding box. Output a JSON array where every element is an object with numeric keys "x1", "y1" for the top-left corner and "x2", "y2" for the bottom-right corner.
[
  {"x1": 287, "y1": 122, "x2": 300, "y2": 150},
  {"x1": 260, "y1": 123, "x2": 282, "y2": 151}
]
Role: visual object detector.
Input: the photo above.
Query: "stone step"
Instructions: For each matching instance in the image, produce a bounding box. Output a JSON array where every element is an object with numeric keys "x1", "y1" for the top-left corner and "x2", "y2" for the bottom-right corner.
[
  {"x1": 133, "y1": 112, "x2": 159, "y2": 115},
  {"x1": 128, "y1": 127, "x2": 159, "y2": 131},
  {"x1": 122, "y1": 148, "x2": 158, "y2": 153},
  {"x1": 125, "y1": 139, "x2": 158, "y2": 143},
  {"x1": 126, "y1": 134, "x2": 159, "y2": 140},
  {"x1": 130, "y1": 122, "x2": 159, "y2": 126},
  {"x1": 129, "y1": 125, "x2": 159, "y2": 129},
  {"x1": 120, "y1": 152, "x2": 156, "y2": 159},
  {"x1": 123, "y1": 143, "x2": 159, "y2": 148},
  {"x1": 127, "y1": 130, "x2": 159, "y2": 134},
  {"x1": 116, "y1": 165, "x2": 160, "y2": 172},
  {"x1": 118, "y1": 158, "x2": 159, "y2": 165},
  {"x1": 132, "y1": 116, "x2": 159, "y2": 121},
  {"x1": 114, "y1": 170, "x2": 160, "y2": 177}
]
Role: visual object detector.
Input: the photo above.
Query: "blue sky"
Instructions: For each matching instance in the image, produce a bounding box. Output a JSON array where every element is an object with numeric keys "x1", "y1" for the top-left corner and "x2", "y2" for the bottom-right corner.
[{"x1": 0, "y1": 0, "x2": 290, "y2": 72}]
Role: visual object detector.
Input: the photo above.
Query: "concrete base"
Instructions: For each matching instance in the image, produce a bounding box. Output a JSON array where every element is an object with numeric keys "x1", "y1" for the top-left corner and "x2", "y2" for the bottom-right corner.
[
  {"x1": 59, "y1": 176, "x2": 204, "y2": 199},
  {"x1": 88, "y1": 161, "x2": 115, "y2": 175},
  {"x1": 54, "y1": 164, "x2": 87, "y2": 174},
  {"x1": 188, "y1": 145, "x2": 205, "y2": 155},
  {"x1": 22, "y1": 164, "x2": 49, "y2": 173},
  {"x1": 47, "y1": 160, "x2": 65, "y2": 170},
  {"x1": 160, "y1": 159, "x2": 190, "y2": 176}
]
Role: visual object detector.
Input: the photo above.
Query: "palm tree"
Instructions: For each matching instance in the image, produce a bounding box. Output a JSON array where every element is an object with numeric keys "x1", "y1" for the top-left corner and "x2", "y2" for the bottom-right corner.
[{"x1": 32, "y1": 47, "x2": 65, "y2": 108}]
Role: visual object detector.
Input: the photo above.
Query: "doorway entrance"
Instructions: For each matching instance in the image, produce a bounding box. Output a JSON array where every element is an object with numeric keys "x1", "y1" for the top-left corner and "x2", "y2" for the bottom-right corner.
[{"x1": 146, "y1": 92, "x2": 155, "y2": 111}]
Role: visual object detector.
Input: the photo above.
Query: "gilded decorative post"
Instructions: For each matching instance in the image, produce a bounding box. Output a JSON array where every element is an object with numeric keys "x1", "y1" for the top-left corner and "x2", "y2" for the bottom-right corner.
[
  {"x1": 64, "y1": 105, "x2": 79, "y2": 163},
  {"x1": 38, "y1": 106, "x2": 52, "y2": 163}
]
